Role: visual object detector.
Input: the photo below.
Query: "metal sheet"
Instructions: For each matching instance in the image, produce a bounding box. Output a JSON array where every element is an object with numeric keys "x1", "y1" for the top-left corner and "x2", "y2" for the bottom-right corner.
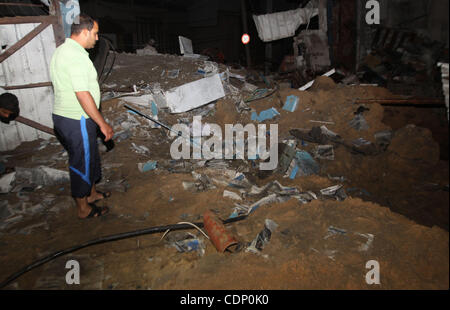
[{"x1": 0, "y1": 22, "x2": 56, "y2": 151}]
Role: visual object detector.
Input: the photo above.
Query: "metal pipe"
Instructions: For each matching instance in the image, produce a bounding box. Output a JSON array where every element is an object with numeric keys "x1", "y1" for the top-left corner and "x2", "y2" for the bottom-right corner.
[{"x1": 240, "y1": 0, "x2": 252, "y2": 68}]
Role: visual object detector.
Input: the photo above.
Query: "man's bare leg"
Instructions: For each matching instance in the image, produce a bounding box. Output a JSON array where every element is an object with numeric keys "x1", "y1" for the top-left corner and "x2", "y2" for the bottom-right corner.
[
  {"x1": 76, "y1": 196, "x2": 94, "y2": 218},
  {"x1": 87, "y1": 184, "x2": 105, "y2": 203}
]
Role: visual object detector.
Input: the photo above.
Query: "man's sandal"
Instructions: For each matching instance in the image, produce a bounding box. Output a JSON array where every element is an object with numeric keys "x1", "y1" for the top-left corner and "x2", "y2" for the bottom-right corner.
[
  {"x1": 91, "y1": 191, "x2": 111, "y2": 204},
  {"x1": 84, "y1": 203, "x2": 109, "y2": 219}
]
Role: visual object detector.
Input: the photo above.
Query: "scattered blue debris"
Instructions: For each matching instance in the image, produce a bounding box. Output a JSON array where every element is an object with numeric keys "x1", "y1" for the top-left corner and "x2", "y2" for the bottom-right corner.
[
  {"x1": 251, "y1": 107, "x2": 280, "y2": 122},
  {"x1": 138, "y1": 161, "x2": 158, "y2": 172},
  {"x1": 295, "y1": 150, "x2": 320, "y2": 176},
  {"x1": 283, "y1": 95, "x2": 299, "y2": 112}
]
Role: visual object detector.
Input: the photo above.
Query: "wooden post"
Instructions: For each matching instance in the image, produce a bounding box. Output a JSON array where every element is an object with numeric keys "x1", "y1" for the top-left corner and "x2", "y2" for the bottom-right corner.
[{"x1": 50, "y1": 0, "x2": 66, "y2": 46}]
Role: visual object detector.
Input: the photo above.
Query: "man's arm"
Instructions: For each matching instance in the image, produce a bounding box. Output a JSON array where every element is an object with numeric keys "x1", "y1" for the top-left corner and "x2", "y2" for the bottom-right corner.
[{"x1": 75, "y1": 91, "x2": 113, "y2": 141}]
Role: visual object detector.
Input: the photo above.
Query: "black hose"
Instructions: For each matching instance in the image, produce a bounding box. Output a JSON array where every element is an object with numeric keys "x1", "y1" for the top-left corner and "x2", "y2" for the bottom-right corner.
[{"x1": 0, "y1": 214, "x2": 248, "y2": 289}]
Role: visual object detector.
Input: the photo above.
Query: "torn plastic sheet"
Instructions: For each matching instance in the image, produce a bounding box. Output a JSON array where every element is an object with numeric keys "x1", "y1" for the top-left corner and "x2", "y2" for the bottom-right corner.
[
  {"x1": 314, "y1": 145, "x2": 334, "y2": 160},
  {"x1": 131, "y1": 143, "x2": 150, "y2": 155},
  {"x1": 253, "y1": 8, "x2": 319, "y2": 42},
  {"x1": 320, "y1": 185, "x2": 347, "y2": 201},
  {"x1": 0, "y1": 172, "x2": 15, "y2": 194},
  {"x1": 374, "y1": 130, "x2": 393, "y2": 150},
  {"x1": 248, "y1": 180, "x2": 299, "y2": 197},
  {"x1": 352, "y1": 138, "x2": 372, "y2": 147},
  {"x1": 229, "y1": 194, "x2": 280, "y2": 218},
  {"x1": 349, "y1": 114, "x2": 369, "y2": 131},
  {"x1": 324, "y1": 226, "x2": 347, "y2": 239},
  {"x1": 246, "y1": 219, "x2": 278, "y2": 258},
  {"x1": 356, "y1": 233, "x2": 374, "y2": 252},
  {"x1": 223, "y1": 190, "x2": 242, "y2": 201},
  {"x1": 293, "y1": 191, "x2": 317, "y2": 204}
]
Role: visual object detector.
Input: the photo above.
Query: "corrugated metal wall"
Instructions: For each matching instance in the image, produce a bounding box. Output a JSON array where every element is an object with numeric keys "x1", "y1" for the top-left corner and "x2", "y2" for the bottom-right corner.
[{"x1": 0, "y1": 22, "x2": 56, "y2": 151}]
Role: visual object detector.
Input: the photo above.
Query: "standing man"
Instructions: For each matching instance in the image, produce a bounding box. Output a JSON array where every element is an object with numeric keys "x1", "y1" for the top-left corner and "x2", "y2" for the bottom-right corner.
[{"x1": 50, "y1": 14, "x2": 113, "y2": 219}]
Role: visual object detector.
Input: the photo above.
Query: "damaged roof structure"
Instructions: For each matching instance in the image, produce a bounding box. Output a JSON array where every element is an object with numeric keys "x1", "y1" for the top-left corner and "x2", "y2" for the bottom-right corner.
[{"x1": 0, "y1": 0, "x2": 449, "y2": 295}]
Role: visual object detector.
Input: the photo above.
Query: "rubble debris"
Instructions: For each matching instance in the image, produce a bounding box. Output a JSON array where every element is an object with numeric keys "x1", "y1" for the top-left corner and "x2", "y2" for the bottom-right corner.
[
  {"x1": 223, "y1": 190, "x2": 242, "y2": 201},
  {"x1": 0, "y1": 172, "x2": 15, "y2": 193},
  {"x1": 246, "y1": 219, "x2": 279, "y2": 258},
  {"x1": 295, "y1": 191, "x2": 318, "y2": 204},
  {"x1": 166, "y1": 232, "x2": 206, "y2": 256},
  {"x1": 355, "y1": 233, "x2": 374, "y2": 252},
  {"x1": 251, "y1": 107, "x2": 280, "y2": 122},
  {"x1": 0, "y1": 200, "x2": 12, "y2": 221},
  {"x1": 359, "y1": 26, "x2": 445, "y2": 93},
  {"x1": 320, "y1": 185, "x2": 347, "y2": 201},
  {"x1": 349, "y1": 114, "x2": 369, "y2": 131},
  {"x1": 324, "y1": 226, "x2": 347, "y2": 239},
  {"x1": 314, "y1": 145, "x2": 334, "y2": 160},
  {"x1": 241, "y1": 82, "x2": 258, "y2": 93},
  {"x1": 282, "y1": 95, "x2": 299, "y2": 112},
  {"x1": 15, "y1": 166, "x2": 69, "y2": 187},
  {"x1": 229, "y1": 180, "x2": 300, "y2": 218},
  {"x1": 253, "y1": 7, "x2": 318, "y2": 42},
  {"x1": 278, "y1": 142, "x2": 297, "y2": 174},
  {"x1": 293, "y1": 150, "x2": 320, "y2": 177},
  {"x1": 299, "y1": 69, "x2": 336, "y2": 91},
  {"x1": 183, "y1": 172, "x2": 216, "y2": 192},
  {"x1": 167, "y1": 69, "x2": 180, "y2": 79},
  {"x1": 165, "y1": 74, "x2": 225, "y2": 113},
  {"x1": 138, "y1": 161, "x2": 158, "y2": 173},
  {"x1": 374, "y1": 130, "x2": 393, "y2": 151},
  {"x1": 131, "y1": 143, "x2": 150, "y2": 155},
  {"x1": 197, "y1": 61, "x2": 219, "y2": 77},
  {"x1": 248, "y1": 180, "x2": 299, "y2": 197},
  {"x1": 295, "y1": 31, "x2": 331, "y2": 73}
]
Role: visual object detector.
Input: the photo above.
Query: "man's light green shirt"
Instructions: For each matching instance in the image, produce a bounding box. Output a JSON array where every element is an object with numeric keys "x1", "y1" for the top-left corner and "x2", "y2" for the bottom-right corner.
[{"x1": 50, "y1": 38, "x2": 100, "y2": 120}]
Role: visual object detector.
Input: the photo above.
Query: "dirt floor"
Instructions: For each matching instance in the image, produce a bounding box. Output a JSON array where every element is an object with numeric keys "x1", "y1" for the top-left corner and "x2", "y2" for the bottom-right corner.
[{"x1": 0, "y1": 53, "x2": 448, "y2": 290}]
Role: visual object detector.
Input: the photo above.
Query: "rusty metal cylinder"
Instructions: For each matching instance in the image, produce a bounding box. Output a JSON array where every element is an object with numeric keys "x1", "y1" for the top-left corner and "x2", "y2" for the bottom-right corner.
[{"x1": 203, "y1": 210, "x2": 238, "y2": 253}]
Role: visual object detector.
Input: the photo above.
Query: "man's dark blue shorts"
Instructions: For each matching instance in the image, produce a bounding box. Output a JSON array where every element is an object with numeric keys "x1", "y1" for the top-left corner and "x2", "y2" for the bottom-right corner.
[{"x1": 53, "y1": 114, "x2": 101, "y2": 198}]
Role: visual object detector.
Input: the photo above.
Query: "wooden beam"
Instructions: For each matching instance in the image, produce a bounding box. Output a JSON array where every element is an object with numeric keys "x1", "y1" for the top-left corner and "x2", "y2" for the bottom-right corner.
[
  {"x1": 0, "y1": 16, "x2": 57, "y2": 25},
  {"x1": 0, "y1": 82, "x2": 52, "y2": 90},
  {"x1": 0, "y1": 3, "x2": 44, "y2": 7},
  {"x1": 0, "y1": 22, "x2": 51, "y2": 64},
  {"x1": 14, "y1": 116, "x2": 55, "y2": 136}
]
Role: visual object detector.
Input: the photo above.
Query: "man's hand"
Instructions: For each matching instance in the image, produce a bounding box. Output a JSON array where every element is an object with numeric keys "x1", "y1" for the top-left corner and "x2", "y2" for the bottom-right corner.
[{"x1": 100, "y1": 123, "x2": 114, "y2": 141}]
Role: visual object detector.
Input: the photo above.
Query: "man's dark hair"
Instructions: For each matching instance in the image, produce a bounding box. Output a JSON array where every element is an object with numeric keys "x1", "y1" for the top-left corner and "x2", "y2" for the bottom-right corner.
[
  {"x1": 0, "y1": 93, "x2": 19, "y2": 124},
  {"x1": 71, "y1": 14, "x2": 97, "y2": 36}
]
